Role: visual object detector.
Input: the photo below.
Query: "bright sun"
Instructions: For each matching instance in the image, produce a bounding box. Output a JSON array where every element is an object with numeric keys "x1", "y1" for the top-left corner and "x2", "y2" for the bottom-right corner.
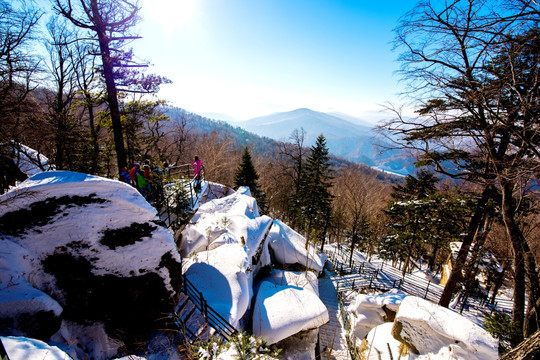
[{"x1": 142, "y1": 0, "x2": 197, "y2": 33}]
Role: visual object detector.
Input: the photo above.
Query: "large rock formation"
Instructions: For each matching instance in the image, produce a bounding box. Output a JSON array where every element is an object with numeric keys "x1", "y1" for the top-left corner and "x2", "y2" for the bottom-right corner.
[
  {"x1": 0, "y1": 171, "x2": 182, "y2": 359},
  {"x1": 252, "y1": 270, "x2": 329, "y2": 345},
  {"x1": 180, "y1": 186, "x2": 329, "y2": 347},
  {"x1": 392, "y1": 296, "x2": 498, "y2": 358},
  {"x1": 359, "y1": 295, "x2": 498, "y2": 360}
]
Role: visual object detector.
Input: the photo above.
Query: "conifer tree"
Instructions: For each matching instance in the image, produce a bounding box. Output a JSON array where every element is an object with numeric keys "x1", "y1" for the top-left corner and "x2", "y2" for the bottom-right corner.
[
  {"x1": 381, "y1": 170, "x2": 471, "y2": 275},
  {"x1": 234, "y1": 147, "x2": 267, "y2": 214},
  {"x1": 296, "y1": 134, "x2": 333, "y2": 249}
]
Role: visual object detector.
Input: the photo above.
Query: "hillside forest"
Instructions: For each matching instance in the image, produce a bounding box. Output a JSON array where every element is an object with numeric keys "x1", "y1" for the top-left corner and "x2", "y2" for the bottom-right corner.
[{"x1": 1, "y1": 0, "x2": 539, "y2": 353}]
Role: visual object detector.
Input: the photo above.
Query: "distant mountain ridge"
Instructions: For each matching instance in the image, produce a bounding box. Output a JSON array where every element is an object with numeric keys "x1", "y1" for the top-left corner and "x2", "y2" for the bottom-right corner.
[
  {"x1": 163, "y1": 106, "x2": 412, "y2": 178},
  {"x1": 235, "y1": 108, "x2": 414, "y2": 176},
  {"x1": 237, "y1": 108, "x2": 373, "y2": 141}
]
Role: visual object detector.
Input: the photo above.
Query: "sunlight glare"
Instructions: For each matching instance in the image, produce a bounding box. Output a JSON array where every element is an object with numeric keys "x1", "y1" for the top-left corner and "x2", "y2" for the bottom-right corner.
[{"x1": 142, "y1": 0, "x2": 197, "y2": 34}]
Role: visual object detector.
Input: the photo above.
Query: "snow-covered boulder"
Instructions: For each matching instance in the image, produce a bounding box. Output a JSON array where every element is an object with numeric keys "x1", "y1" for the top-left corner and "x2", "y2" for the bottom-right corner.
[
  {"x1": 183, "y1": 243, "x2": 251, "y2": 328},
  {"x1": 347, "y1": 289, "x2": 408, "y2": 340},
  {"x1": 2, "y1": 336, "x2": 73, "y2": 360},
  {"x1": 180, "y1": 187, "x2": 263, "y2": 257},
  {"x1": 263, "y1": 269, "x2": 320, "y2": 296},
  {"x1": 360, "y1": 322, "x2": 406, "y2": 360},
  {"x1": 252, "y1": 270, "x2": 329, "y2": 345},
  {"x1": 199, "y1": 182, "x2": 235, "y2": 203},
  {"x1": 267, "y1": 220, "x2": 327, "y2": 273},
  {"x1": 194, "y1": 186, "x2": 259, "y2": 219},
  {"x1": 0, "y1": 239, "x2": 63, "y2": 340},
  {"x1": 392, "y1": 296, "x2": 498, "y2": 359},
  {"x1": 0, "y1": 171, "x2": 182, "y2": 358}
]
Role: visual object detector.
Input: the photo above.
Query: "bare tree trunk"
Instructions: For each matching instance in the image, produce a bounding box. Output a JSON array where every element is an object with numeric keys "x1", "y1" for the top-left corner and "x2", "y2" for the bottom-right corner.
[
  {"x1": 501, "y1": 181, "x2": 540, "y2": 340},
  {"x1": 95, "y1": 26, "x2": 127, "y2": 173},
  {"x1": 500, "y1": 329, "x2": 540, "y2": 360},
  {"x1": 86, "y1": 99, "x2": 100, "y2": 174},
  {"x1": 439, "y1": 185, "x2": 494, "y2": 307}
]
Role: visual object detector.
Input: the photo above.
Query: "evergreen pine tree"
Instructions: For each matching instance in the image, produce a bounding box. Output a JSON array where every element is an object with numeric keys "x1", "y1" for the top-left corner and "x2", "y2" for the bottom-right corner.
[
  {"x1": 234, "y1": 147, "x2": 268, "y2": 214},
  {"x1": 296, "y1": 134, "x2": 333, "y2": 249},
  {"x1": 381, "y1": 169, "x2": 470, "y2": 274}
]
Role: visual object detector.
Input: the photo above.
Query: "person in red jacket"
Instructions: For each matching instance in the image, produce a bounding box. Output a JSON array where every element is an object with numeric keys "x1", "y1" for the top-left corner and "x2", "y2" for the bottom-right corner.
[
  {"x1": 129, "y1": 163, "x2": 140, "y2": 187},
  {"x1": 191, "y1": 155, "x2": 203, "y2": 192}
]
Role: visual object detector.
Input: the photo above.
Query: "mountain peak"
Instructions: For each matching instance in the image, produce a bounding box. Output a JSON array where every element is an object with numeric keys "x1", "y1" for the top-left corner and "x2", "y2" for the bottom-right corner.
[{"x1": 241, "y1": 108, "x2": 372, "y2": 140}]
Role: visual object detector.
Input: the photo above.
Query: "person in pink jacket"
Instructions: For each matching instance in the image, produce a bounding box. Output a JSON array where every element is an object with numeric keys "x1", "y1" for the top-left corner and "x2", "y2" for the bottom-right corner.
[{"x1": 191, "y1": 155, "x2": 203, "y2": 192}]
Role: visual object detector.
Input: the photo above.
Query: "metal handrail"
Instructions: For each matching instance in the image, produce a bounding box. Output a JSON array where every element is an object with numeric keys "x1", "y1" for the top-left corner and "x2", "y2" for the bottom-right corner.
[
  {"x1": 328, "y1": 247, "x2": 510, "y2": 316},
  {"x1": 181, "y1": 274, "x2": 238, "y2": 340},
  {"x1": 155, "y1": 164, "x2": 206, "y2": 229}
]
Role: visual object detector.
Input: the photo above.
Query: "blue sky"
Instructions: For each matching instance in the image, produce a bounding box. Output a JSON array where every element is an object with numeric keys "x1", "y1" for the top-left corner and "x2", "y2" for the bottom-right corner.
[{"x1": 135, "y1": 0, "x2": 416, "y2": 121}]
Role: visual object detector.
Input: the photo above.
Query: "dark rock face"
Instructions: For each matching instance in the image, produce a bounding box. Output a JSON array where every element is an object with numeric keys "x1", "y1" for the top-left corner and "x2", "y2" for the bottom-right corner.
[
  {"x1": 0, "y1": 193, "x2": 109, "y2": 236},
  {"x1": 42, "y1": 251, "x2": 175, "y2": 347},
  {"x1": 0, "y1": 171, "x2": 183, "y2": 357},
  {"x1": 0, "y1": 309, "x2": 61, "y2": 341},
  {"x1": 100, "y1": 222, "x2": 157, "y2": 250}
]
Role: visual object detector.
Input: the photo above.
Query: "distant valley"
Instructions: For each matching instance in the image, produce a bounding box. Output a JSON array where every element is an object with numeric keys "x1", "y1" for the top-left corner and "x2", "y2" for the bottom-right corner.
[
  {"x1": 166, "y1": 106, "x2": 415, "y2": 177},
  {"x1": 233, "y1": 108, "x2": 415, "y2": 176}
]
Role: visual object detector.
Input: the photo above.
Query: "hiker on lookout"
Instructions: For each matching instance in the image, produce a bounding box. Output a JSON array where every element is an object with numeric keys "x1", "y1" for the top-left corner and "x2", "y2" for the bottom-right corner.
[{"x1": 191, "y1": 155, "x2": 203, "y2": 192}]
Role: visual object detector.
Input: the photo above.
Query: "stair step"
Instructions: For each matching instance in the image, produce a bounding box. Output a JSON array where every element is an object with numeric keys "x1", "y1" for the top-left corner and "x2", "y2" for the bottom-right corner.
[{"x1": 178, "y1": 300, "x2": 196, "y2": 322}]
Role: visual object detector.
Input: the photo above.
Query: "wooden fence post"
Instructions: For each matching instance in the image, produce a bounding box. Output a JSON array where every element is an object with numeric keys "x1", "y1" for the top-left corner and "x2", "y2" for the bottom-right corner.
[{"x1": 424, "y1": 281, "x2": 431, "y2": 299}]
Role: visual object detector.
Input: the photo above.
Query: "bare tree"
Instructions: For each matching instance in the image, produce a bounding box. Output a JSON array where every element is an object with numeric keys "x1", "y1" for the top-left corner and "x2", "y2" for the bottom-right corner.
[
  {"x1": 72, "y1": 34, "x2": 104, "y2": 174},
  {"x1": 332, "y1": 166, "x2": 370, "y2": 266},
  {"x1": 44, "y1": 18, "x2": 78, "y2": 170},
  {"x1": 0, "y1": 1, "x2": 42, "y2": 118},
  {"x1": 52, "y1": 0, "x2": 170, "y2": 175},
  {"x1": 0, "y1": 1, "x2": 43, "y2": 161},
  {"x1": 389, "y1": 0, "x2": 540, "y2": 340},
  {"x1": 195, "y1": 131, "x2": 237, "y2": 186},
  {"x1": 276, "y1": 128, "x2": 307, "y2": 225},
  {"x1": 160, "y1": 107, "x2": 195, "y2": 166}
]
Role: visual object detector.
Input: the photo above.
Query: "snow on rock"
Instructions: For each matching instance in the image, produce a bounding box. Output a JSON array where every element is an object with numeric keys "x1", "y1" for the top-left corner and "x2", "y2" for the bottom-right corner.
[
  {"x1": 2, "y1": 336, "x2": 73, "y2": 360},
  {"x1": 346, "y1": 289, "x2": 408, "y2": 340},
  {"x1": 200, "y1": 182, "x2": 236, "y2": 203},
  {"x1": 252, "y1": 270, "x2": 329, "y2": 345},
  {"x1": 0, "y1": 238, "x2": 63, "y2": 340},
  {"x1": 264, "y1": 269, "x2": 320, "y2": 296},
  {"x1": 392, "y1": 296, "x2": 498, "y2": 359},
  {"x1": 360, "y1": 322, "x2": 406, "y2": 360},
  {"x1": 183, "y1": 243, "x2": 251, "y2": 328},
  {"x1": 275, "y1": 329, "x2": 319, "y2": 360},
  {"x1": 180, "y1": 187, "x2": 264, "y2": 257},
  {"x1": 267, "y1": 220, "x2": 327, "y2": 273},
  {"x1": 9, "y1": 143, "x2": 54, "y2": 177},
  {"x1": 50, "y1": 320, "x2": 124, "y2": 360},
  {"x1": 195, "y1": 185, "x2": 259, "y2": 219},
  {"x1": 0, "y1": 171, "x2": 182, "y2": 358}
]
